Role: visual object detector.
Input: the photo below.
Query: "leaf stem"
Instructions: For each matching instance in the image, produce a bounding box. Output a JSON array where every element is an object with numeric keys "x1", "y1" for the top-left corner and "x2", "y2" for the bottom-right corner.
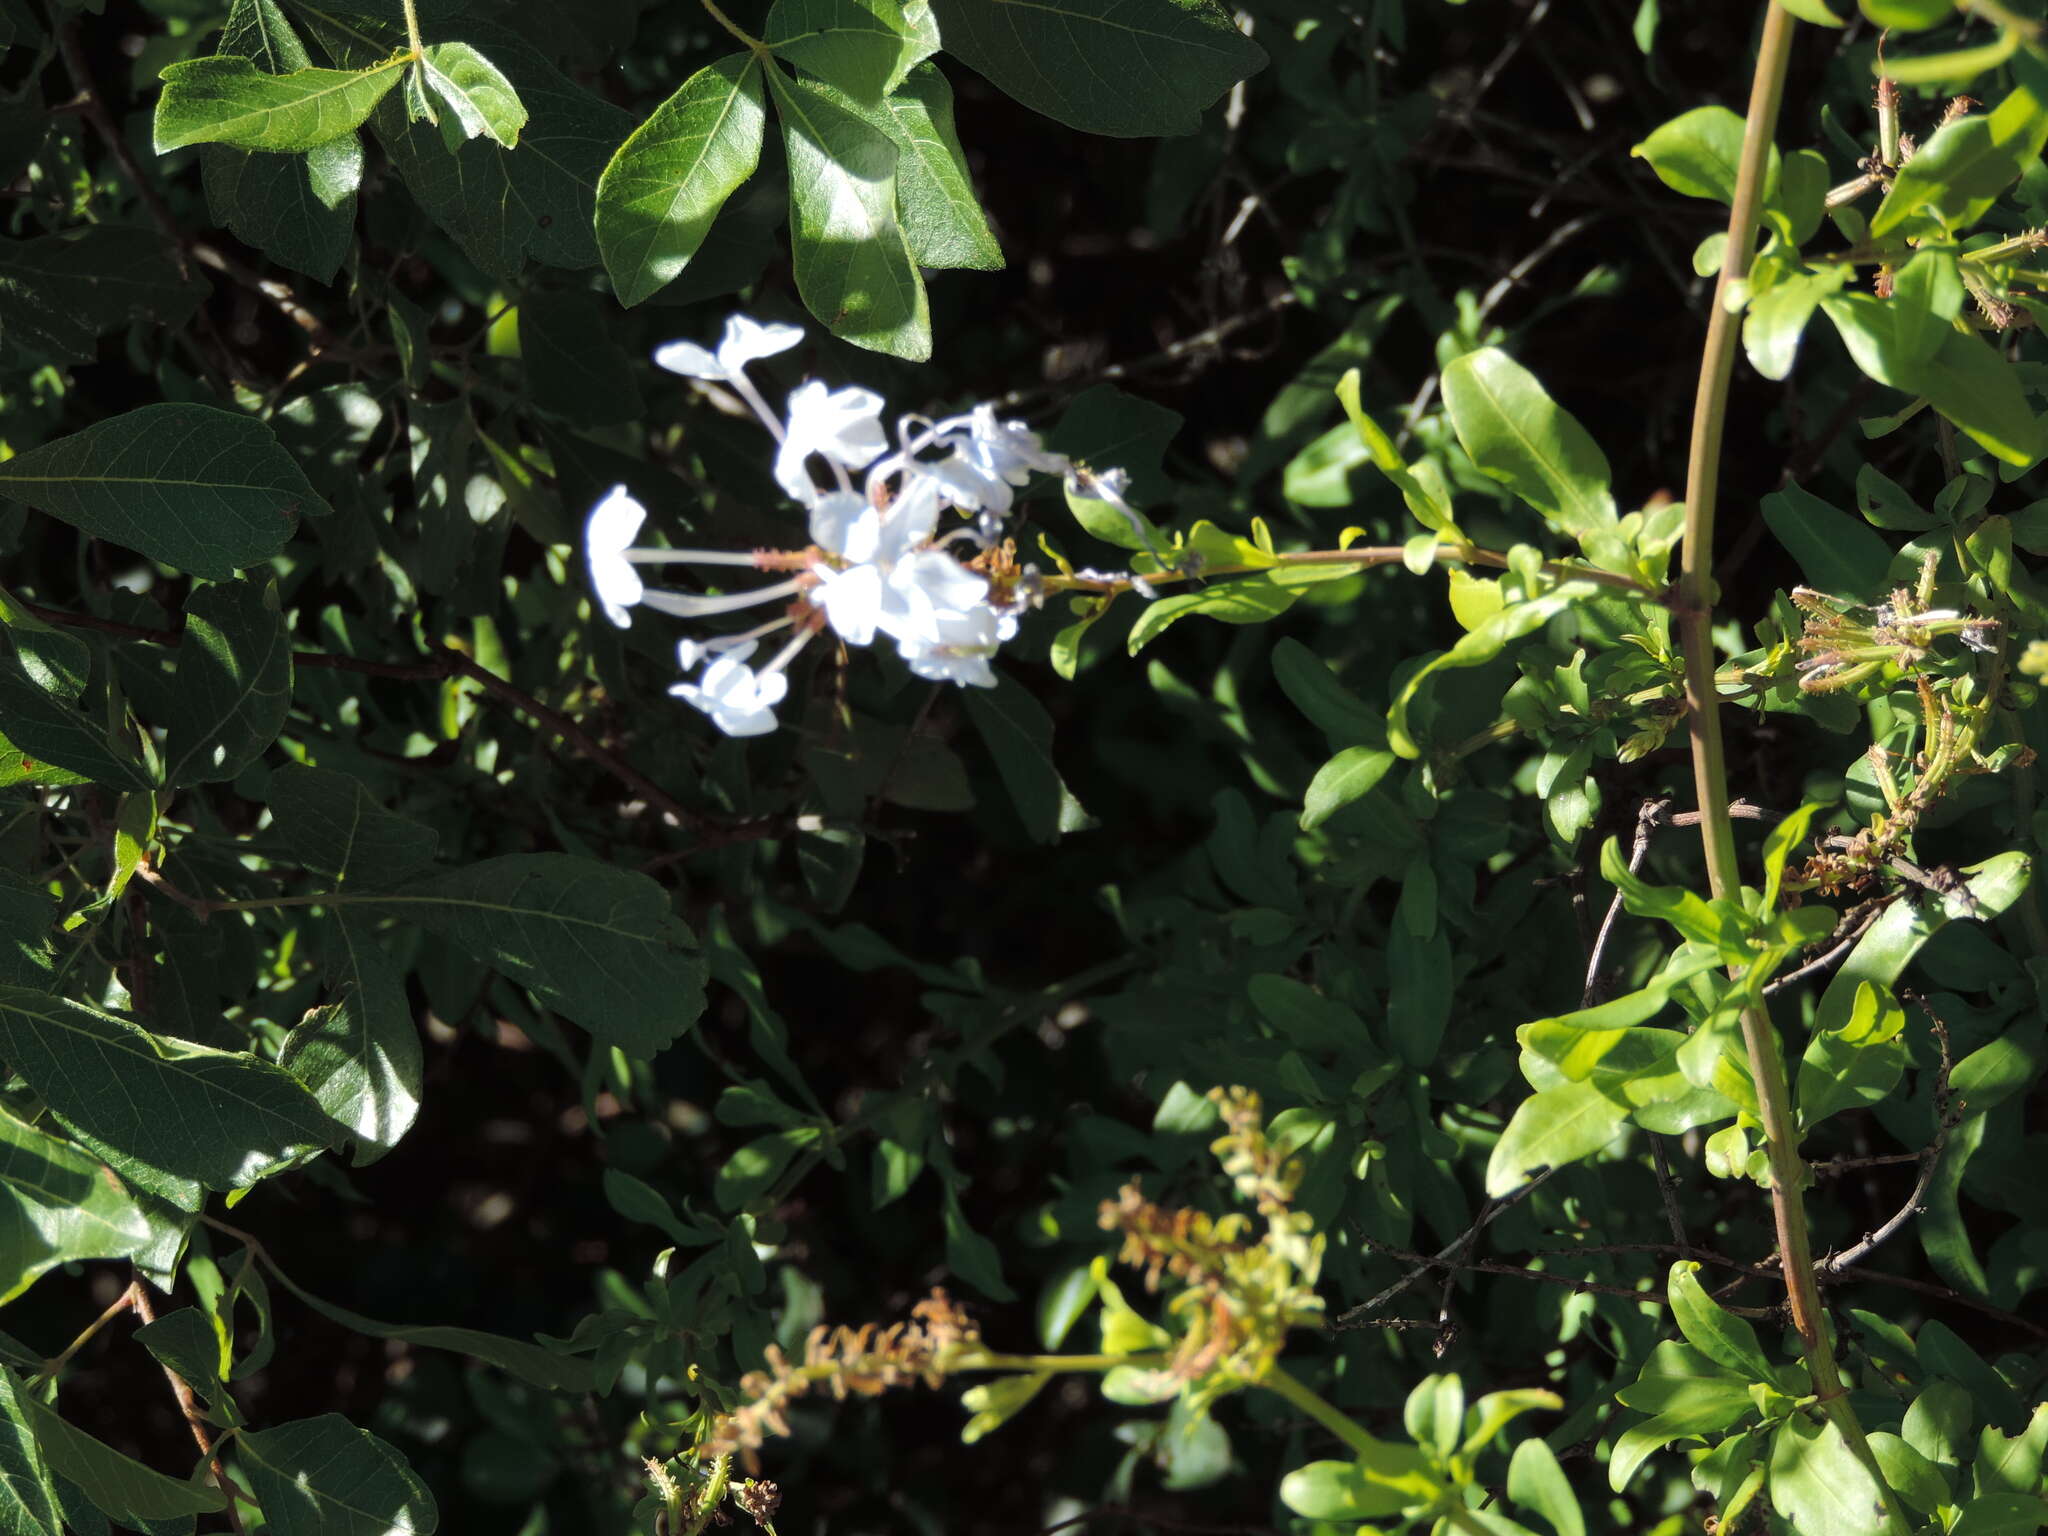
[
  {"x1": 1259, "y1": 1363, "x2": 1380, "y2": 1460},
  {"x1": 1679, "y1": 10, "x2": 1912, "y2": 1534},
  {"x1": 698, "y1": 0, "x2": 767, "y2": 53},
  {"x1": 1047, "y1": 543, "x2": 1660, "y2": 602},
  {"x1": 400, "y1": 0, "x2": 424, "y2": 57}
]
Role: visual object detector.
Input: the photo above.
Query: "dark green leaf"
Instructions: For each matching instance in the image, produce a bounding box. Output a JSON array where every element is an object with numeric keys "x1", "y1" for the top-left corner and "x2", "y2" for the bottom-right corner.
[
  {"x1": 0, "y1": 229, "x2": 205, "y2": 368},
  {"x1": 385, "y1": 854, "x2": 706, "y2": 1058},
  {"x1": 268, "y1": 765, "x2": 437, "y2": 888},
  {"x1": 0, "y1": 636, "x2": 152, "y2": 789},
  {"x1": 133, "y1": 1309, "x2": 235, "y2": 1423},
  {"x1": 595, "y1": 53, "x2": 766, "y2": 307},
  {"x1": 962, "y1": 675, "x2": 1092, "y2": 844},
  {"x1": 162, "y1": 579, "x2": 291, "y2": 785},
  {"x1": 519, "y1": 288, "x2": 643, "y2": 427},
  {"x1": 879, "y1": 64, "x2": 1001, "y2": 269},
  {"x1": 17, "y1": 1388, "x2": 224, "y2": 1521},
  {"x1": 1951, "y1": 1495, "x2": 2048, "y2": 1536},
  {"x1": 941, "y1": 1183, "x2": 1014, "y2": 1300},
  {"x1": 928, "y1": 0, "x2": 1265, "y2": 138},
  {"x1": 0, "y1": 986, "x2": 338, "y2": 1191},
  {"x1": 0, "y1": 1106, "x2": 150, "y2": 1305},
  {"x1": 1760, "y1": 482, "x2": 1894, "y2": 600},
  {"x1": 1300, "y1": 746, "x2": 1394, "y2": 832},
  {"x1": 236, "y1": 1415, "x2": 435, "y2": 1536},
  {"x1": 1127, "y1": 575, "x2": 1299, "y2": 654},
  {"x1": 0, "y1": 1371, "x2": 63, "y2": 1536},
  {"x1": 0, "y1": 404, "x2": 329, "y2": 580}
]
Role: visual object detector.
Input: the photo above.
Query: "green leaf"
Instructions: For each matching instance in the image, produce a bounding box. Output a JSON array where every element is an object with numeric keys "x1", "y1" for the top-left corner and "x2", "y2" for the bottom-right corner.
[
  {"x1": 1390, "y1": 587, "x2": 1594, "y2": 759},
  {"x1": 767, "y1": 70, "x2": 928, "y2": 358},
  {"x1": 1952, "y1": 1495, "x2": 2048, "y2": 1536},
  {"x1": 133, "y1": 1308, "x2": 234, "y2": 1422},
  {"x1": 0, "y1": 1371, "x2": 63, "y2": 1536},
  {"x1": 960, "y1": 1371, "x2": 1050, "y2": 1444},
  {"x1": 766, "y1": 0, "x2": 938, "y2": 101},
  {"x1": 879, "y1": 64, "x2": 1001, "y2": 269},
  {"x1": 324, "y1": 25, "x2": 632, "y2": 281},
  {"x1": 384, "y1": 854, "x2": 706, "y2": 1059},
  {"x1": 0, "y1": 986, "x2": 338, "y2": 1191},
  {"x1": 162, "y1": 579, "x2": 291, "y2": 785},
  {"x1": 1668, "y1": 1261, "x2": 1778, "y2": 1383},
  {"x1": 942, "y1": 1182, "x2": 1014, "y2": 1300},
  {"x1": 154, "y1": 52, "x2": 407, "y2": 152},
  {"x1": 0, "y1": 636, "x2": 152, "y2": 790},
  {"x1": 1272, "y1": 638, "x2": 1386, "y2": 748},
  {"x1": 1248, "y1": 974, "x2": 1370, "y2": 1052},
  {"x1": 1860, "y1": 0, "x2": 1956, "y2": 26},
  {"x1": 0, "y1": 1106, "x2": 150, "y2": 1305},
  {"x1": 1508, "y1": 1437, "x2": 1585, "y2": 1536},
  {"x1": 1440, "y1": 349, "x2": 1616, "y2": 541},
  {"x1": 1633, "y1": 106, "x2": 1748, "y2": 203},
  {"x1": 1776, "y1": 0, "x2": 1844, "y2": 26},
  {"x1": 1795, "y1": 980, "x2": 1907, "y2": 1131},
  {"x1": 1976, "y1": 1403, "x2": 2048, "y2": 1496},
  {"x1": 267, "y1": 765, "x2": 437, "y2": 888},
  {"x1": 1760, "y1": 482, "x2": 1895, "y2": 599},
  {"x1": 1767, "y1": 1415, "x2": 1888, "y2": 1536},
  {"x1": 417, "y1": 42, "x2": 524, "y2": 147},
  {"x1": 928, "y1": 0, "x2": 1265, "y2": 138},
  {"x1": 1278, "y1": 1443, "x2": 1439, "y2": 1519},
  {"x1": 1599, "y1": 837, "x2": 1743, "y2": 955},
  {"x1": 280, "y1": 914, "x2": 421, "y2": 1165},
  {"x1": 962, "y1": 675, "x2": 1092, "y2": 844},
  {"x1": 1873, "y1": 75, "x2": 2048, "y2": 237},
  {"x1": 1866, "y1": 1432, "x2": 1952, "y2": 1516},
  {"x1": 595, "y1": 53, "x2": 766, "y2": 307},
  {"x1": 1127, "y1": 575, "x2": 1299, "y2": 654},
  {"x1": 1300, "y1": 746, "x2": 1395, "y2": 831},
  {"x1": 715, "y1": 1128, "x2": 810, "y2": 1210},
  {"x1": 1485, "y1": 1079, "x2": 1630, "y2": 1195},
  {"x1": 197, "y1": 0, "x2": 361, "y2": 285},
  {"x1": 16, "y1": 1387, "x2": 224, "y2": 1521},
  {"x1": 0, "y1": 404, "x2": 329, "y2": 580},
  {"x1": 1742, "y1": 267, "x2": 1845, "y2": 381},
  {"x1": 519, "y1": 289, "x2": 643, "y2": 428},
  {"x1": 236, "y1": 1415, "x2": 436, "y2": 1536},
  {"x1": 0, "y1": 228, "x2": 207, "y2": 369},
  {"x1": 1048, "y1": 384, "x2": 1184, "y2": 506}
]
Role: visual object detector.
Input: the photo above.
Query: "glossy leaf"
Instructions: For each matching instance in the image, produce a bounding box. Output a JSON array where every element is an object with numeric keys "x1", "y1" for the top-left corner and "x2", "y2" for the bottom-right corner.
[
  {"x1": 154, "y1": 53, "x2": 406, "y2": 152},
  {"x1": 0, "y1": 986, "x2": 338, "y2": 1191},
  {"x1": 1508, "y1": 1436, "x2": 1585, "y2": 1536},
  {"x1": 595, "y1": 53, "x2": 766, "y2": 307},
  {"x1": 1872, "y1": 76, "x2": 2048, "y2": 237},
  {"x1": 0, "y1": 404, "x2": 329, "y2": 580},
  {"x1": 1300, "y1": 746, "x2": 1394, "y2": 831},
  {"x1": 385, "y1": 855, "x2": 706, "y2": 1059},
  {"x1": 768, "y1": 70, "x2": 927, "y2": 358},
  {"x1": 1278, "y1": 1445, "x2": 1438, "y2": 1520},
  {"x1": 1668, "y1": 1261, "x2": 1778, "y2": 1383},
  {"x1": 0, "y1": 637, "x2": 152, "y2": 790},
  {"x1": 236, "y1": 1414, "x2": 436, "y2": 1536},
  {"x1": 1795, "y1": 979, "x2": 1907, "y2": 1131},
  {"x1": 1951, "y1": 1495, "x2": 2048, "y2": 1536},
  {"x1": 1760, "y1": 483, "x2": 1894, "y2": 600},
  {"x1": 1127, "y1": 574, "x2": 1299, "y2": 653},
  {"x1": 1440, "y1": 349, "x2": 1616, "y2": 541},
  {"x1": 1485, "y1": 1079, "x2": 1630, "y2": 1195},
  {"x1": 928, "y1": 0, "x2": 1265, "y2": 138},
  {"x1": 1633, "y1": 106, "x2": 1746, "y2": 203}
]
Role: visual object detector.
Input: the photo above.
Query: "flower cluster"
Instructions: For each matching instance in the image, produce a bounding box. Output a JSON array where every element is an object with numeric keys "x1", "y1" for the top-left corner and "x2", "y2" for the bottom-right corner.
[{"x1": 585, "y1": 314, "x2": 1083, "y2": 736}]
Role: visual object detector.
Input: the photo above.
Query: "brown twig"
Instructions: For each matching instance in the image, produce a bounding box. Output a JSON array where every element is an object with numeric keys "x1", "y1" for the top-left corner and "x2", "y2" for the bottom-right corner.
[
  {"x1": 128, "y1": 1278, "x2": 251, "y2": 1535},
  {"x1": 52, "y1": 24, "x2": 186, "y2": 275},
  {"x1": 1818, "y1": 1003, "x2": 1957, "y2": 1276},
  {"x1": 1331, "y1": 1172, "x2": 1550, "y2": 1329}
]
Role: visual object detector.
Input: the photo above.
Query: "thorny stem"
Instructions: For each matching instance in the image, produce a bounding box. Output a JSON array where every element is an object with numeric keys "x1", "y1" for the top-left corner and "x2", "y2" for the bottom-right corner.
[{"x1": 1680, "y1": 9, "x2": 1911, "y2": 1533}]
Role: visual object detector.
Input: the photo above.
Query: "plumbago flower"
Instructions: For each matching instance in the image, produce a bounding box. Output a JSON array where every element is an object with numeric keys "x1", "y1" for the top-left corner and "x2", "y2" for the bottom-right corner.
[{"x1": 584, "y1": 313, "x2": 1092, "y2": 737}]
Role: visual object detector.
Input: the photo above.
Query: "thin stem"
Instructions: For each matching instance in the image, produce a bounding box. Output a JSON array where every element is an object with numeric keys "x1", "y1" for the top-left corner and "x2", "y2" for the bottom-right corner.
[
  {"x1": 1049, "y1": 543, "x2": 1660, "y2": 602},
  {"x1": 400, "y1": 0, "x2": 424, "y2": 56},
  {"x1": 1260, "y1": 1364, "x2": 1380, "y2": 1460},
  {"x1": 698, "y1": 0, "x2": 767, "y2": 52},
  {"x1": 37, "y1": 1280, "x2": 141, "y2": 1382},
  {"x1": 1678, "y1": 10, "x2": 1911, "y2": 1533}
]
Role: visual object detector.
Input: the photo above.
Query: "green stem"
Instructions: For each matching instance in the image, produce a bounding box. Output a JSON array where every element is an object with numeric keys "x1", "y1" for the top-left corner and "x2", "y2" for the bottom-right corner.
[
  {"x1": 1047, "y1": 543, "x2": 1658, "y2": 602},
  {"x1": 1679, "y1": 10, "x2": 1912, "y2": 1534},
  {"x1": 699, "y1": 0, "x2": 767, "y2": 52},
  {"x1": 962, "y1": 1350, "x2": 1164, "y2": 1374},
  {"x1": 1260, "y1": 1364, "x2": 1380, "y2": 1460},
  {"x1": 399, "y1": 0, "x2": 423, "y2": 56}
]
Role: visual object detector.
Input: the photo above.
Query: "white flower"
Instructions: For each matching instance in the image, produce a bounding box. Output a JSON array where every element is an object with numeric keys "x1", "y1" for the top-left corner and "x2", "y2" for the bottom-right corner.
[
  {"x1": 669, "y1": 642, "x2": 788, "y2": 737},
  {"x1": 653, "y1": 314, "x2": 803, "y2": 382},
  {"x1": 887, "y1": 548, "x2": 989, "y2": 643},
  {"x1": 776, "y1": 381, "x2": 887, "y2": 503},
  {"x1": 896, "y1": 605, "x2": 1008, "y2": 688},
  {"x1": 585, "y1": 485, "x2": 647, "y2": 627},
  {"x1": 922, "y1": 405, "x2": 1069, "y2": 515}
]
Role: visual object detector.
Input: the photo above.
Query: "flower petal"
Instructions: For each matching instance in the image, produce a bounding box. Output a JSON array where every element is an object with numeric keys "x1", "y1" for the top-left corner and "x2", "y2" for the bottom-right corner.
[
  {"x1": 718, "y1": 315, "x2": 804, "y2": 371},
  {"x1": 653, "y1": 340, "x2": 725, "y2": 380}
]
